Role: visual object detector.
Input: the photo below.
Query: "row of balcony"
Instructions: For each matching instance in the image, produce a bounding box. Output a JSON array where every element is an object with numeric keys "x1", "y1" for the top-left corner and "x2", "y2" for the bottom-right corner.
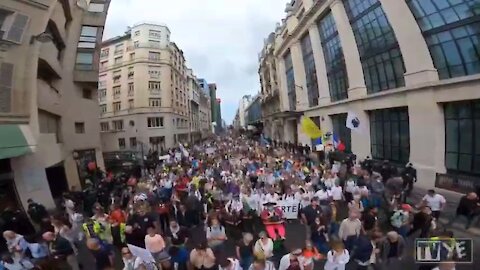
[{"x1": 99, "y1": 57, "x2": 166, "y2": 72}]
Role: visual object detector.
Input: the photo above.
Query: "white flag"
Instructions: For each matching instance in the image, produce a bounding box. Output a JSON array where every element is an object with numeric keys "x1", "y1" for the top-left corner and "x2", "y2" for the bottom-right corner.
[{"x1": 346, "y1": 111, "x2": 362, "y2": 133}]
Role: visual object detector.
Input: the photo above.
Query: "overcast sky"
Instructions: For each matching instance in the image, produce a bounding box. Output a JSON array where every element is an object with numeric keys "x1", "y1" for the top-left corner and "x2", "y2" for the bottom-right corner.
[{"x1": 104, "y1": 0, "x2": 288, "y2": 124}]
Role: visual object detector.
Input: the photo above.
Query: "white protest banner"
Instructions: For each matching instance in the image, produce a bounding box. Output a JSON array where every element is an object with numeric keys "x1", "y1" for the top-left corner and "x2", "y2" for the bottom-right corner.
[
  {"x1": 260, "y1": 200, "x2": 300, "y2": 220},
  {"x1": 127, "y1": 244, "x2": 156, "y2": 263},
  {"x1": 159, "y1": 155, "x2": 170, "y2": 161}
]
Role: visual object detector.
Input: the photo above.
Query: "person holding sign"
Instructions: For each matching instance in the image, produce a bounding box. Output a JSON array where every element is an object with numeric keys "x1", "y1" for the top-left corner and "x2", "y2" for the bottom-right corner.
[{"x1": 260, "y1": 202, "x2": 285, "y2": 240}]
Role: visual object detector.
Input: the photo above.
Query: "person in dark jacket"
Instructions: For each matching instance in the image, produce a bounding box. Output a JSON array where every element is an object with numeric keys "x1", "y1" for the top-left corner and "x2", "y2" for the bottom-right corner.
[
  {"x1": 27, "y1": 199, "x2": 48, "y2": 226},
  {"x1": 400, "y1": 163, "x2": 417, "y2": 203},
  {"x1": 407, "y1": 206, "x2": 433, "y2": 238},
  {"x1": 450, "y1": 192, "x2": 480, "y2": 229},
  {"x1": 42, "y1": 231, "x2": 79, "y2": 270},
  {"x1": 348, "y1": 232, "x2": 373, "y2": 270}
]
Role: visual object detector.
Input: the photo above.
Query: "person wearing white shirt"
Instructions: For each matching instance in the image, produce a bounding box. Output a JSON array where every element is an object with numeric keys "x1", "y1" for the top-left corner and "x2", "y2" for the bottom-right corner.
[
  {"x1": 314, "y1": 188, "x2": 331, "y2": 202},
  {"x1": 324, "y1": 242, "x2": 350, "y2": 270},
  {"x1": 263, "y1": 191, "x2": 279, "y2": 205},
  {"x1": 219, "y1": 257, "x2": 242, "y2": 270},
  {"x1": 278, "y1": 249, "x2": 305, "y2": 270},
  {"x1": 330, "y1": 184, "x2": 343, "y2": 202},
  {"x1": 421, "y1": 190, "x2": 446, "y2": 219}
]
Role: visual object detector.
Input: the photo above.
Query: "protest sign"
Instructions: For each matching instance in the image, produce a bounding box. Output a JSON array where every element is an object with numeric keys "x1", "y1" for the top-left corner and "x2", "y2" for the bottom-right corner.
[
  {"x1": 127, "y1": 244, "x2": 156, "y2": 263},
  {"x1": 260, "y1": 200, "x2": 300, "y2": 220}
]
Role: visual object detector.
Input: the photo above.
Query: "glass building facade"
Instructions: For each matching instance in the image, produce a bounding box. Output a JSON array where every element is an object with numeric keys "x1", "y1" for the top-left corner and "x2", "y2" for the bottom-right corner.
[
  {"x1": 343, "y1": 0, "x2": 406, "y2": 94},
  {"x1": 318, "y1": 12, "x2": 349, "y2": 102}
]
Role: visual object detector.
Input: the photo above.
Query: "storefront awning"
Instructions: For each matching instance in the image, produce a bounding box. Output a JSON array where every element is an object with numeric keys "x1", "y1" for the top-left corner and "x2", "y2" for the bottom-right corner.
[{"x1": 0, "y1": 125, "x2": 36, "y2": 159}]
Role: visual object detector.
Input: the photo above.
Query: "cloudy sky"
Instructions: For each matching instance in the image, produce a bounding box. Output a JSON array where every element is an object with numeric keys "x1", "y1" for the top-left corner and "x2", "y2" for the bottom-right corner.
[{"x1": 104, "y1": 0, "x2": 288, "y2": 124}]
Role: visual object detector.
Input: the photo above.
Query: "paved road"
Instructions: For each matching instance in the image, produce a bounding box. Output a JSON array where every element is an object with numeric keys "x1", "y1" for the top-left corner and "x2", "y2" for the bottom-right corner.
[{"x1": 77, "y1": 187, "x2": 479, "y2": 270}]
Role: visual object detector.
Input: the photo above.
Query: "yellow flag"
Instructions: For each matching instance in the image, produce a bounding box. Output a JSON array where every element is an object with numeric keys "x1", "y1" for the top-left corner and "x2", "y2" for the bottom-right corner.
[{"x1": 301, "y1": 117, "x2": 322, "y2": 139}]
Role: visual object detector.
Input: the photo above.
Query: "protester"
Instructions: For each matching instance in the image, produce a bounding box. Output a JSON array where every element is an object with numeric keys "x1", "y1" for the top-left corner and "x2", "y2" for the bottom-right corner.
[
  {"x1": 323, "y1": 241, "x2": 350, "y2": 270},
  {"x1": 189, "y1": 242, "x2": 216, "y2": 270},
  {"x1": 420, "y1": 189, "x2": 446, "y2": 219},
  {"x1": 338, "y1": 210, "x2": 362, "y2": 241},
  {"x1": 42, "y1": 231, "x2": 79, "y2": 270},
  {"x1": 278, "y1": 248, "x2": 305, "y2": 270},
  {"x1": 236, "y1": 233, "x2": 254, "y2": 270},
  {"x1": 379, "y1": 231, "x2": 406, "y2": 267},
  {"x1": 248, "y1": 258, "x2": 275, "y2": 270},
  {"x1": 253, "y1": 231, "x2": 273, "y2": 260},
  {"x1": 86, "y1": 238, "x2": 114, "y2": 270},
  {"x1": 451, "y1": 191, "x2": 480, "y2": 229},
  {"x1": 121, "y1": 247, "x2": 142, "y2": 270},
  {"x1": 0, "y1": 253, "x2": 34, "y2": 270}
]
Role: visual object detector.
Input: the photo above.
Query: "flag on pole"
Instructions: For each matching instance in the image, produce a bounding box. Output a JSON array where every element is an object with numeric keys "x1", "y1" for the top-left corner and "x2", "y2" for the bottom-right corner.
[
  {"x1": 346, "y1": 111, "x2": 362, "y2": 133},
  {"x1": 179, "y1": 143, "x2": 189, "y2": 157},
  {"x1": 301, "y1": 117, "x2": 323, "y2": 139}
]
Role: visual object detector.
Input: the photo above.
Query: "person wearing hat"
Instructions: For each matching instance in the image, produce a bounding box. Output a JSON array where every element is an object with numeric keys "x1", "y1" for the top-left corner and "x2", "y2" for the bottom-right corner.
[{"x1": 260, "y1": 201, "x2": 285, "y2": 240}]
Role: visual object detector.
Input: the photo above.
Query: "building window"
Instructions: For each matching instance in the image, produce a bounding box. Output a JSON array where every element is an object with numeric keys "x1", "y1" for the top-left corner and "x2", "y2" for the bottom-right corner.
[
  {"x1": 78, "y1": 26, "x2": 98, "y2": 49},
  {"x1": 149, "y1": 81, "x2": 161, "y2": 90},
  {"x1": 300, "y1": 34, "x2": 319, "y2": 107},
  {"x1": 284, "y1": 51, "x2": 296, "y2": 111},
  {"x1": 370, "y1": 107, "x2": 410, "y2": 163},
  {"x1": 128, "y1": 83, "x2": 134, "y2": 96},
  {"x1": 149, "y1": 30, "x2": 161, "y2": 38},
  {"x1": 100, "y1": 104, "x2": 106, "y2": 113},
  {"x1": 118, "y1": 138, "x2": 126, "y2": 149},
  {"x1": 130, "y1": 137, "x2": 137, "y2": 148},
  {"x1": 343, "y1": 0, "x2": 406, "y2": 94},
  {"x1": 113, "y1": 86, "x2": 121, "y2": 98},
  {"x1": 134, "y1": 30, "x2": 140, "y2": 36},
  {"x1": 75, "y1": 122, "x2": 85, "y2": 134},
  {"x1": 82, "y1": 89, "x2": 92, "y2": 99},
  {"x1": 114, "y1": 43, "x2": 124, "y2": 55},
  {"x1": 88, "y1": 3, "x2": 104, "y2": 13},
  {"x1": 149, "y1": 98, "x2": 161, "y2": 107},
  {"x1": 331, "y1": 113, "x2": 352, "y2": 153},
  {"x1": 75, "y1": 52, "x2": 93, "y2": 70},
  {"x1": 100, "y1": 122, "x2": 109, "y2": 132},
  {"x1": 407, "y1": 0, "x2": 480, "y2": 79},
  {"x1": 149, "y1": 40, "x2": 161, "y2": 48},
  {"x1": 100, "y1": 48, "x2": 109, "y2": 58},
  {"x1": 128, "y1": 99, "x2": 134, "y2": 109},
  {"x1": 444, "y1": 100, "x2": 480, "y2": 174},
  {"x1": 113, "y1": 71, "x2": 121, "y2": 83},
  {"x1": 112, "y1": 120, "x2": 124, "y2": 130},
  {"x1": 318, "y1": 12, "x2": 349, "y2": 102},
  {"x1": 113, "y1": 102, "x2": 121, "y2": 112},
  {"x1": 148, "y1": 51, "x2": 161, "y2": 61},
  {"x1": 114, "y1": 56, "x2": 122, "y2": 64},
  {"x1": 130, "y1": 53, "x2": 135, "y2": 60},
  {"x1": 128, "y1": 67, "x2": 134, "y2": 79},
  {"x1": 147, "y1": 117, "x2": 164, "y2": 128},
  {"x1": 149, "y1": 68, "x2": 161, "y2": 78},
  {"x1": 98, "y1": 88, "x2": 106, "y2": 102}
]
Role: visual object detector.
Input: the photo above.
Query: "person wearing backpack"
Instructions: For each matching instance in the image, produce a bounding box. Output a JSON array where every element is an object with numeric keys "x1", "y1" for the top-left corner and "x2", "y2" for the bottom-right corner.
[{"x1": 206, "y1": 217, "x2": 227, "y2": 252}]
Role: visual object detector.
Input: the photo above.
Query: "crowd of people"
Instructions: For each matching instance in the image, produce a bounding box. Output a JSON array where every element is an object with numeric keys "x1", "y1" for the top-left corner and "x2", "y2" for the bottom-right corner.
[{"x1": 1, "y1": 131, "x2": 479, "y2": 270}]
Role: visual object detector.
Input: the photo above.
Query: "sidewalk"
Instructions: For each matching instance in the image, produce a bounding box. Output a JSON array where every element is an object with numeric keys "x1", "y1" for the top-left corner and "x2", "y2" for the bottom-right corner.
[{"x1": 410, "y1": 187, "x2": 480, "y2": 236}]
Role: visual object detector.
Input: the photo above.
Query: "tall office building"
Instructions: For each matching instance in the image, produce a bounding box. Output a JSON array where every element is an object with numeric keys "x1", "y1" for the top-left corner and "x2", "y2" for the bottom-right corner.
[
  {"x1": 0, "y1": 0, "x2": 110, "y2": 209},
  {"x1": 99, "y1": 22, "x2": 209, "y2": 152},
  {"x1": 259, "y1": 0, "x2": 480, "y2": 191}
]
